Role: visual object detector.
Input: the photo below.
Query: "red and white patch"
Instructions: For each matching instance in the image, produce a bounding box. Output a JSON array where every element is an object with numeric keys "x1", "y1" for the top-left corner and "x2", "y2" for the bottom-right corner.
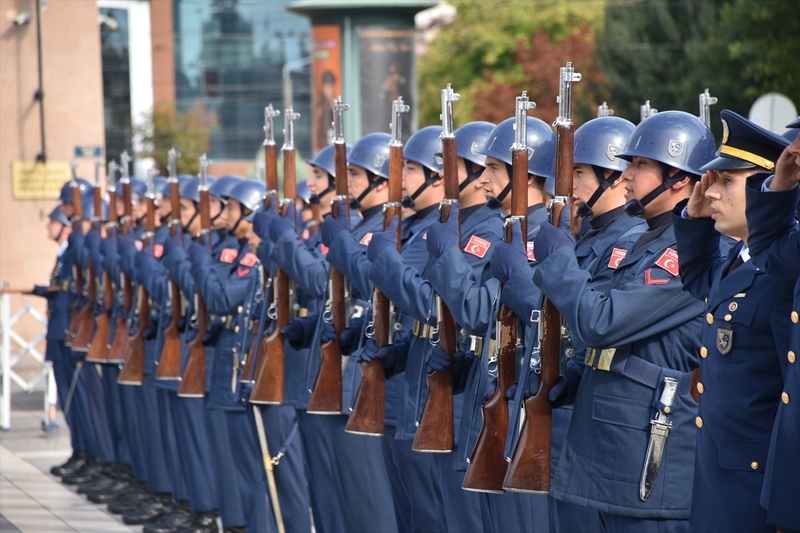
[
  {"x1": 320, "y1": 244, "x2": 329, "y2": 255},
  {"x1": 301, "y1": 228, "x2": 310, "y2": 240},
  {"x1": 526, "y1": 241, "x2": 536, "y2": 261},
  {"x1": 220, "y1": 248, "x2": 238, "y2": 264},
  {"x1": 135, "y1": 240, "x2": 143, "y2": 251},
  {"x1": 422, "y1": 233, "x2": 427, "y2": 240},
  {"x1": 153, "y1": 244, "x2": 164, "y2": 259},
  {"x1": 240, "y1": 252, "x2": 257, "y2": 267},
  {"x1": 464, "y1": 235, "x2": 491, "y2": 258},
  {"x1": 655, "y1": 248, "x2": 680, "y2": 276},
  {"x1": 359, "y1": 232, "x2": 374, "y2": 246},
  {"x1": 645, "y1": 268, "x2": 669, "y2": 285},
  {"x1": 237, "y1": 266, "x2": 251, "y2": 277},
  {"x1": 608, "y1": 248, "x2": 627, "y2": 269}
]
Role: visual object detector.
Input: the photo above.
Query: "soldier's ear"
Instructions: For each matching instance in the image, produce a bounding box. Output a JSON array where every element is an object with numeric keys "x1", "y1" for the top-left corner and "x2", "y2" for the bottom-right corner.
[
  {"x1": 373, "y1": 180, "x2": 388, "y2": 193},
  {"x1": 670, "y1": 176, "x2": 693, "y2": 191}
]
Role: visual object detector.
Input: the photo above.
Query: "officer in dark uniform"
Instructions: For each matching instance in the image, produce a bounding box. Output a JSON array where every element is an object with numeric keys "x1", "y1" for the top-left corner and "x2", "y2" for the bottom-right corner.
[
  {"x1": 671, "y1": 109, "x2": 791, "y2": 533},
  {"x1": 743, "y1": 115, "x2": 800, "y2": 533},
  {"x1": 529, "y1": 110, "x2": 715, "y2": 532}
]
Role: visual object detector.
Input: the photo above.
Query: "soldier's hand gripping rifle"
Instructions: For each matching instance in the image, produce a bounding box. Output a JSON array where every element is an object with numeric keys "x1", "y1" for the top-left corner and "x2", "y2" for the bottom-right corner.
[
  {"x1": 84, "y1": 159, "x2": 108, "y2": 360},
  {"x1": 503, "y1": 63, "x2": 581, "y2": 493},
  {"x1": 345, "y1": 98, "x2": 408, "y2": 435},
  {"x1": 156, "y1": 148, "x2": 184, "y2": 380},
  {"x1": 178, "y1": 155, "x2": 213, "y2": 397},
  {"x1": 108, "y1": 151, "x2": 134, "y2": 364},
  {"x1": 413, "y1": 84, "x2": 460, "y2": 452},
  {"x1": 307, "y1": 96, "x2": 349, "y2": 414},
  {"x1": 87, "y1": 161, "x2": 117, "y2": 362},
  {"x1": 118, "y1": 167, "x2": 158, "y2": 385},
  {"x1": 463, "y1": 92, "x2": 535, "y2": 493},
  {"x1": 250, "y1": 106, "x2": 300, "y2": 405},
  {"x1": 241, "y1": 105, "x2": 280, "y2": 386},
  {"x1": 67, "y1": 161, "x2": 94, "y2": 352}
]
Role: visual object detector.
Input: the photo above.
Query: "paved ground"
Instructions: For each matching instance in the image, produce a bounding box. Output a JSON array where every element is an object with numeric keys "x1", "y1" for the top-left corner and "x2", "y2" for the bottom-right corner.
[{"x1": 0, "y1": 385, "x2": 140, "y2": 532}]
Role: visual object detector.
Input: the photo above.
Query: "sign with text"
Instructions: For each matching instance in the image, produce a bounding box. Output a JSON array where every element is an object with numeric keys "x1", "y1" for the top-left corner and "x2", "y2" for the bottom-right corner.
[
  {"x1": 11, "y1": 161, "x2": 71, "y2": 200},
  {"x1": 74, "y1": 146, "x2": 103, "y2": 158}
]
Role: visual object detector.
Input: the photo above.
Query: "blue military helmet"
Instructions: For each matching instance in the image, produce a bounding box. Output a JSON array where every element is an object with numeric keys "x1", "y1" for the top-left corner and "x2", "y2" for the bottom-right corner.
[
  {"x1": 450, "y1": 121, "x2": 496, "y2": 193},
  {"x1": 129, "y1": 178, "x2": 148, "y2": 202},
  {"x1": 347, "y1": 132, "x2": 392, "y2": 209},
  {"x1": 225, "y1": 179, "x2": 267, "y2": 222},
  {"x1": 59, "y1": 178, "x2": 92, "y2": 204},
  {"x1": 81, "y1": 196, "x2": 109, "y2": 220},
  {"x1": 701, "y1": 110, "x2": 789, "y2": 172},
  {"x1": 402, "y1": 125, "x2": 444, "y2": 208},
  {"x1": 787, "y1": 116, "x2": 800, "y2": 129},
  {"x1": 617, "y1": 110, "x2": 716, "y2": 217},
  {"x1": 163, "y1": 175, "x2": 195, "y2": 199},
  {"x1": 48, "y1": 205, "x2": 70, "y2": 226},
  {"x1": 153, "y1": 177, "x2": 169, "y2": 201},
  {"x1": 477, "y1": 116, "x2": 557, "y2": 179},
  {"x1": 209, "y1": 175, "x2": 243, "y2": 203},
  {"x1": 573, "y1": 116, "x2": 636, "y2": 218},
  {"x1": 181, "y1": 175, "x2": 218, "y2": 203},
  {"x1": 307, "y1": 144, "x2": 352, "y2": 204},
  {"x1": 296, "y1": 181, "x2": 312, "y2": 204}
]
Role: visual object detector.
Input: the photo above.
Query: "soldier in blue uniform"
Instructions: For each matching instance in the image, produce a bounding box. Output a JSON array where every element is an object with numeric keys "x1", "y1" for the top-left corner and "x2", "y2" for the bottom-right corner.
[
  {"x1": 671, "y1": 109, "x2": 792, "y2": 533},
  {"x1": 743, "y1": 115, "x2": 800, "y2": 533},
  {"x1": 528, "y1": 110, "x2": 715, "y2": 532},
  {"x1": 491, "y1": 116, "x2": 645, "y2": 533}
]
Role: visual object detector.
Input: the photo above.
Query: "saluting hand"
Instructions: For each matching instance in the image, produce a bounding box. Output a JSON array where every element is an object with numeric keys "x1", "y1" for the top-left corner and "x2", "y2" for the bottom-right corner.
[
  {"x1": 770, "y1": 136, "x2": 800, "y2": 191},
  {"x1": 686, "y1": 171, "x2": 717, "y2": 218}
]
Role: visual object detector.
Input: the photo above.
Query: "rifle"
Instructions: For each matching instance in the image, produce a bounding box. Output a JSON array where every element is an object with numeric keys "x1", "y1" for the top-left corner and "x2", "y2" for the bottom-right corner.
[
  {"x1": 66, "y1": 161, "x2": 93, "y2": 352},
  {"x1": 178, "y1": 155, "x2": 213, "y2": 397},
  {"x1": 119, "y1": 167, "x2": 159, "y2": 385},
  {"x1": 463, "y1": 91, "x2": 535, "y2": 493},
  {"x1": 307, "y1": 96, "x2": 349, "y2": 414},
  {"x1": 86, "y1": 159, "x2": 111, "y2": 362},
  {"x1": 345, "y1": 97, "x2": 408, "y2": 435},
  {"x1": 698, "y1": 88, "x2": 717, "y2": 129},
  {"x1": 413, "y1": 84, "x2": 460, "y2": 452},
  {"x1": 250, "y1": 106, "x2": 300, "y2": 405},
  {"x1": 108, "y1": 151, "x2": 134, "y2": 364},
  {"x1": 156, "y1": 148, "x2": 183, "y2": 380},
  {"x1": 241, "y1": 105, "x2": 280, "y2": 386},
  {"x1": 640, "y1": 100, "x2": 658, "y2": 123},
  {"x1": 503, "y1": 63, "x2": 581, "y2": 493},
  {"x1": 597, "y1": 101, "x2": 614, "y2": 118}
]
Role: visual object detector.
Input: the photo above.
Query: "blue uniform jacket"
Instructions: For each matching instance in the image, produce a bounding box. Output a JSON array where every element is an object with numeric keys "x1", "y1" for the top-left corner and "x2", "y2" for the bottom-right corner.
[
  {"x1": 674, "y1": 203, "x2": 793, "y2": 532},
  {"x1": 44, "y1": 246, "x2": 74, "y2": 342},
  {"x1": 744, "y1": 175, "x2": 800, "y2": 533},
  {"x1": 532, "y1": 219, "x2": 703, "y2": 519}
]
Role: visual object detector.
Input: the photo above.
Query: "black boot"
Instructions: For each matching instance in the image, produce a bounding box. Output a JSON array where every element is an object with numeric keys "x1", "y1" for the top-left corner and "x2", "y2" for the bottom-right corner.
[
  {"x1": 61, "y1": 458, "x2": 102, "y2": 485},
  {"x1": 87, "y1": 478, "x2": 130, "y2": 503},
  {"x1": 222, "y1": 527, "x2": 246, "y2": 533},
  {"x1": 178, "y1": 511, "x2": 220, "y2": 533},
  {"x1": 50, "y1": 451, "x2": 87, "y2": 477},
  {"x1": 143, "y1": 501, "x2": 194, "y2": 533},
  {"x1": 123, "y1": 493, "x2": 174, "y2": 525},
  {"x1": 77, "y1": 474, "x2": 116, "y2": 494},
  {"x1": 108, "y1": 485, "x2": 150, "y2": 514}
]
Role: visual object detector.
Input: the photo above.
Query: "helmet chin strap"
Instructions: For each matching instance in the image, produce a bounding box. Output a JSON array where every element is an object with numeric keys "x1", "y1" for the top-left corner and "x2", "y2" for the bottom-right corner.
[
  {"x1": 183, "y1": 202, "x2": 199, "y2": 235},
  {"x1": 310, "y1": 173, "x2": 335, "y2": 206},
  {"x1": 576, "y1": 166, "x2": 621, "y2": 219},
  {"x1": 402, "y1": 167, "x2": 440, "y2": 208},
  {"x1": 349, "y1": 171, "x2": 379, "y2": 210},
  {"x1": 624, "y1": 163, "x2": 689, "y2": 218},
  {"x1": 459, "y1": 163, "x2": 484, "y2": 193},
  {"x1": 486, "y1": 163, "x2": 515, "y2": 210}
]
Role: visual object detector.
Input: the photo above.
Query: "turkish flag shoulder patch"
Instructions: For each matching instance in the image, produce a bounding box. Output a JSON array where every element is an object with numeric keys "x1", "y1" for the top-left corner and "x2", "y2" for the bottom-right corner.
[
  {"x1": 320, "y1": 244, "x2": 329, "y2": 255},
  {"x1": 608, "y1": 248, "x2": 626, "y2": 269},
  {"x1": 220, "y1": 248, "x2": 238, "y2": 264},
  {"x1": 153, "y1": 244, "x2": 164, "y2": 259},
  {"x1": 526, "y1": 241, "x2": 535, "y2": 261},
  {"x1": 654, "y1": 248, "x2": 680, "y2": 276},
  {"x1": 240, "y1": 252, "x2": 257, "y2": 267},
  {"x1": 359, "y1": 232, "x2": 374, "y2": 246},
  {"x1": 464, "y1": 235, "x2": 491, "y2": 258},
  {"x1": 135, "y1": 240, "x2": 143, "y2": 251}
]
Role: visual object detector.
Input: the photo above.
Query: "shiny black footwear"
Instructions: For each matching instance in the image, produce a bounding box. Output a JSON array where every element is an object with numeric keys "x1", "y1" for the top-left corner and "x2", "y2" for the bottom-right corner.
[
  {"x1": 87, "y1": 479, "x2": 130, "y2": 503},
  {"x1": 123, "y1": 493, "x2": 174, "y2": 525},
  {"x1": 222, "y1": 527, "x2": 246, "y2": 533},
  {"x1": 108, "y1": 486, "x2": 150, "y2": 514},
  {"x1": 77, "y1": 474, "x2": 116, "y2": 494},
  {"x1": 61, "y1": 459, "x2": 102, "y2": 485},
  {"x1": 178, "y1": 511, "x2": 220, "y2": 533},
  {"x1": 50, "y1": 451, "x2": 87, "y2": 477},
  {"x1": 143, "y1": 502, "x2": 194, "y2": 533}
]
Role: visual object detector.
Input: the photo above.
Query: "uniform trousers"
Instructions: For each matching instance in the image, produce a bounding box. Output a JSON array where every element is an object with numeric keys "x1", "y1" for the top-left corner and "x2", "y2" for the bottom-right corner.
[
  {"x1": 431, "y1": 452, "x2": 482, "y2": 532},
  {"x1": 171, "y1": 396, "x2": 218, "y2": 512},
  {"x1": 80, "y1": 359, "x2": 115, "y2": 463},
  {"x1": 119, "y1": 383, "x2": 147, "y2": 481},
  {"x1": 49, "y1": 341, "x2": 87, "y2": 452},
  {"x1": 206, "y1": 408, "x2": 247, "y2": 528},
  {"x1": 140, "y1": 374, "x2": 172, "y2": 494},
  {"x1": 226, "y1": 409, "x2": 269, "y2": 532},
  {"x1": 101, "y1": 364, "x2": 132, "y2": 467},
  {"x1": 481, "y1": 491, "x2": 549, "y2": 533},
  {"x1": 155, "y1": 388, "x2": 186, "y2": 499}
]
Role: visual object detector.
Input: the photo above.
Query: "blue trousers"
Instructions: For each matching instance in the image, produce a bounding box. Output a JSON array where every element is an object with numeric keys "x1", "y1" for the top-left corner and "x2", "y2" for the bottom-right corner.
[
  {"x1": 119, "y1": 383, "x2": 147, "y2": 481},
  {"x1": 431, "y1": 452, "x2": 482, "y2": 532},
  {"x1": 101, "y1": 364, "x2": 132, "y2": 467},
  {"x1": 80, "y1": 360, "x2": 115, "y2": 463},
  {"x1": 482, "y1": 491, "x2": 549, "y2": 533},
  {"x1": 172, "y1": 396, "x2": 217, "y2": 512},
  {"x1": 206, "y1": 408, "x2": 246, "y2": 528},
  {"x1": 140, "y1": 375, "x2": 172, "y2": 494},
  {"x1": 155, "y1": 388, "x2": 185, "y2": 499},
  {"x1": 227, "y1": 409, "x2": 269, "y2": 533},
  {"x1": 49, "y1": 341, "x2": 86, "y2": 452}
]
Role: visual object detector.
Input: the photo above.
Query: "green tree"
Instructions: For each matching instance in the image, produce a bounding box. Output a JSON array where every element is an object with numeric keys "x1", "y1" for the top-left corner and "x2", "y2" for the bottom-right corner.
[{"x1": 136, "y1": 104, "x2": 214, "y2": 175}]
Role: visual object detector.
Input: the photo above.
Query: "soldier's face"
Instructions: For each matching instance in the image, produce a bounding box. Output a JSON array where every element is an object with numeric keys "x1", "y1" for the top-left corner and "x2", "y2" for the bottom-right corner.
[
  {"x1": 61, "y1": 202, "x2": 74, "y2": 218},
  {"x1": 115, "y1": 196, "x2": 126, "y2": 217},
  {"x1": 704, "y1": 168, "x2": 750, "y2": 240},
  {"x1": 224, "y1": 199, "x2": 244, "y2": 234},
  {"x1": 210, "y1": 197, "x2": 227, "y2": 229},
  {"x1": 572, "y1": 163, "x2": 601, "y2": 205},
  {"x1": 347, "y1": 164, "x2": 370, "y2": 200},
  {"x1": 157, "y1": 199, "x2": 172, "y2": 221},
  {"x1": 622, "y1": 156, "x2": 682, "y2": 216},
  {"x1": 482, "y1": 156, "x2": 510, "y2": 201},
  {"x1": 132, "y1": 199, "x2": 148, "y2": 220},
  {"x1": 47, "y1": 219, "x2": 65, "y2": 241},
  {"x1": 179, "y1": 198, "x2": 197, "y2": 227},
  {"x1": 402, "y1": 160, "x2": 425, "y2": 197}
]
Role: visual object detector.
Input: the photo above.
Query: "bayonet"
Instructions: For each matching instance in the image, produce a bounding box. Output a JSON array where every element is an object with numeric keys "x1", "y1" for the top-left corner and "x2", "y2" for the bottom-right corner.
[{"x1": 640, "y1": 377, "x2": 679, "y2": 501}]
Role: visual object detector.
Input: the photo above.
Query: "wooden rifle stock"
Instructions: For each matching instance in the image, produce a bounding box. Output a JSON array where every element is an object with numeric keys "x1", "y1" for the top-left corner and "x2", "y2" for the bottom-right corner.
[
  {"x1": 414, "y1": 87, "x2": 460, "y2": 451},
  {"x1": 178, "y1": 169, "x2": 213, "y2": 397},
  {"x1": 67, "y1": 163, "x2": 93, "y2": 352},
  {"x1": 251, "y1": 107, "x2": 299, "y2": 404},
  {"x1": 308, "y1": 96, "x2": 349, "y2": 414},
  {"x1": 156, "y1": 150, "x2": 184, "y2": 380},
  {"x1": 504, "y1": 65, "x2": 579, "y2": 493},
  {"x1": 108, "y1": 170, "x2": 134, "y2": 364},
  {"x1": 464, "y1": 96, "x2": 532, "y2": 492},
  {"x1": 87, "y1": 164, "x2": 112, "y2": 363},
  {"x1": 346, "y1": 98, "x2": 406, "y2": 433},
  {"x1": 119, "y1": 171, "x2": 158, "y2": 385}
]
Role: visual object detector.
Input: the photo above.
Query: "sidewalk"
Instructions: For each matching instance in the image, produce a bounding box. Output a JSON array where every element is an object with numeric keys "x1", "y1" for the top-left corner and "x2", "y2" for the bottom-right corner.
[{"x1": 0, "y1": 386, "x2": 139, "y2": 532}]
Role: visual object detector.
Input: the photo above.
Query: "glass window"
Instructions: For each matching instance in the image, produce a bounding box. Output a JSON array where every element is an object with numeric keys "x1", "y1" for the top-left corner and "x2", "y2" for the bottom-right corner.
[{"x1": 100, "y1": 7, "x2": 132, "y2": 165}]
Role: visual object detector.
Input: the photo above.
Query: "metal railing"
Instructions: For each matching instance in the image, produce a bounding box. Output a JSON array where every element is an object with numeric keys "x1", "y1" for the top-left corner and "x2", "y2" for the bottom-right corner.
[{"x1": 0, "y1": 285, "x2": 58, "y2": 433}]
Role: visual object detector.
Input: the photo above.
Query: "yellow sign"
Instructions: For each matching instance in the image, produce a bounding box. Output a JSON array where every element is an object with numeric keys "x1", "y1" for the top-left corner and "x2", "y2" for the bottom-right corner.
[{"x1": 11, "y1": 161, "x2": 71, "y2": 200}]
